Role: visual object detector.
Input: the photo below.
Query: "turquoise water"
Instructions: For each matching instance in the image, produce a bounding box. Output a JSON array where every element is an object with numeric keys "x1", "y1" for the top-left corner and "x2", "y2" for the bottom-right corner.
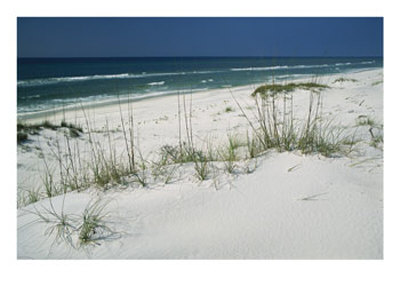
[{"x1": 17, "y1": 57, "x2": 382, "y2": 114}]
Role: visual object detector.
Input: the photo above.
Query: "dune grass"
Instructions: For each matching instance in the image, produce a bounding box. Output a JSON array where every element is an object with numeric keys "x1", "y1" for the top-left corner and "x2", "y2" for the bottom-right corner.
[
  {"x1": 18, "y1": 187, "x2": 41, "y2": 207},
  {"x1": 17, "y1": 120, "x2": 83, "y2": 144},
  {"x1": 231, "y1": 82, "x2": 356, "y2": 158},
  {"x1": 18, "y1": 80, "x2": 361, "y2": 207},
  {"x1": 251, "y1": 82, "x2": 329, "y2": 98},
  {"x1": 18, "y1": 120, "x2": 83, "y2": 133},
  {"x1": 225, "y1": 106, "x2": 234, "y2": 113},
  {"x1": 27, "y1": 196, "x2": 114, "y2": 249},
  {"x1": 28, "y1": 197, "x2": 77, "y2": 248},
  {"x1": 194, "y1": 155, "x2": 210, "y2": 181},
  {"x1": 78, "y1": 200, "x2": 113, "y2": 247},
  {"x1": 372, "y1": 80, "x2": 383, "y2": 86}
]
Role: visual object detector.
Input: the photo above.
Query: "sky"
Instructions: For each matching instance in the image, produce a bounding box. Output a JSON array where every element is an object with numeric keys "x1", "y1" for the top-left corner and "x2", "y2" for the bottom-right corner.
[{"x1": 17, "y1": 17, "x2": 383, "y2": 58}]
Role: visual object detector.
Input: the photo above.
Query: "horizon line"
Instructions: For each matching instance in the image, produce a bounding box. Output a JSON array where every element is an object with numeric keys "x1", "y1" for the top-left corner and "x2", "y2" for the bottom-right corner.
[{"x1": 18, "y1": 55, "x2": 383, "y2": 59}]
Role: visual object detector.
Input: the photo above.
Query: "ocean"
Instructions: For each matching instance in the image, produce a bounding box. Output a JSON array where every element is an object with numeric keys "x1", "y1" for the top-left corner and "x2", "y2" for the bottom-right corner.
[{"x1": 17, "y1": 57, "x2": 383, "y2": 114}]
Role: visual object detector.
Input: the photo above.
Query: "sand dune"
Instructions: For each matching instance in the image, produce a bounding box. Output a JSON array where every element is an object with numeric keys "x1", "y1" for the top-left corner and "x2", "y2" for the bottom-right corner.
[{"x1": 17, "y1": 68, "x2": 383, "y2": 259}]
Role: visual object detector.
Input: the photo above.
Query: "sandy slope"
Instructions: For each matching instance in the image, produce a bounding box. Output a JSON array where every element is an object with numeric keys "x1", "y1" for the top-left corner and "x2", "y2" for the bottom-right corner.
[{"x1": 17, "y1": 68, "x2": 383, "y2": 259}]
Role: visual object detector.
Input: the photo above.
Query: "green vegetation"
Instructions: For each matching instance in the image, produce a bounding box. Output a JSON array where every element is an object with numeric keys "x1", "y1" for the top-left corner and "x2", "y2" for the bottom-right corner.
[
  {"x1": 251, "y1": 82, "x2": 329, "y2": 98},
  {"x1": 333, "y1": 77, "x2": 357, "y2": 84},
  {"x1": 370, "y1": 133, "x2": 383, "y2": 149},
  {"x1": 159, "y1": 144, "x2": 207, "y2": 165},
  {"x1": 225, "y1": 106, "x2": 234, "y2": 113},
  {"x1": 18, "y1": 120, "x2": 58, "y2": 132},
  {"x1": 17, "y1": 82, "x2": 366, "y2": 208},
  {"x1": 18, "y1": 187, "x2": 41, "y2": 207},
  {"x1": 17, "y1": 120, "x2": 83, "y2": 144},
  {"x1": 231, "y1": 83, "x2": 356, "y2": 157},
  {"x1": 28, "y1": 197, "x2": 114, "y2": 249},
  {"x1": 220, "y1": 135, "x2": 243, "y2": 174},
  {"x1": 372, "y1": 80, "x2": 383, "y2": 86},
  {"x1": 30, "y1": 198, "x2": 76, "y2": 247},
  {"x1": 194, "y1": 154, "x2": 210, "y2": 181},
  {"x1": 78, "y1": 201, "x2": 111, "y2": 246}
]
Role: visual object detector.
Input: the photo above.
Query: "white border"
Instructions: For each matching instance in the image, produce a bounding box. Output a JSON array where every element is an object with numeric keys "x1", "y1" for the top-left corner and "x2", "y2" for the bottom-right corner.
[{"x1": 2, "y1": 1, "x2": 399, "y2": 300}]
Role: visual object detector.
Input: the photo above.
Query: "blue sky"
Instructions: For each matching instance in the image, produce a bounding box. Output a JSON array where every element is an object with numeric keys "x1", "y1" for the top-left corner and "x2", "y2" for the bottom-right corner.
[{"x1": 17, "y1": 17, "x2": 383, "y2": 57}]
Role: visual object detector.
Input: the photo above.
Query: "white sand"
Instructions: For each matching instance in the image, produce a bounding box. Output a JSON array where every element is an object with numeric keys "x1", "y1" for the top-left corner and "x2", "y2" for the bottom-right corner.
[{"x1": 17, "y1": 68, "x2": 383, "y2": 259}]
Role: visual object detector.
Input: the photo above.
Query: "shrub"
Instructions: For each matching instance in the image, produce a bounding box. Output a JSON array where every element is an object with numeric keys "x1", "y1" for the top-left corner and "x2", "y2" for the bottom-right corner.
[{"x1": 251, "y1": 82, "x2": 329, "y2": 98}]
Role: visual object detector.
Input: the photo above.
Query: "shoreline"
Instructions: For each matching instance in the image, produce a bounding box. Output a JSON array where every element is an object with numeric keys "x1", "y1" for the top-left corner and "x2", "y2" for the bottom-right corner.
[
  {"x1": 17, "y1": 85, "x2": 247, "y2": 123},
  {"x1": 17, "y1": 67, "x2": 382, "y2": 124}
]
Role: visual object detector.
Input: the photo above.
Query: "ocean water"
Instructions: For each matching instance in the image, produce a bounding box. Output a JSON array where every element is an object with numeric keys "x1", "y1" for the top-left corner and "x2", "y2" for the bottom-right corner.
[{"x1": 17, "y1": 57, "x2": 382, "y2": 114}]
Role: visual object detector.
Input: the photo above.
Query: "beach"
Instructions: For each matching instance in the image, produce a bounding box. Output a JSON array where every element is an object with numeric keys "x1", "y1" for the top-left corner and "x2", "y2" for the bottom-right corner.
[{"x1": 17, "y1": 68, "x2": 383, "y2": 259}]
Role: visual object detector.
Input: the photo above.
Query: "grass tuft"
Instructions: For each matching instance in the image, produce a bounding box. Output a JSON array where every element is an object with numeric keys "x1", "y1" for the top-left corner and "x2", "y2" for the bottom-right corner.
[
  {"x1": 28, "y1": 197, "x2": 115, "y2": 249},
  {"x1": 251, "y1": 82, "x2": 329, "y2": 98},
  {"x1": 78, "y1": 201, "x2": 111, "y2": 246},
  {"x1": 194, "y1": 154, "x2": 210, "y2": 181},
  {"x1": 228, "y1": 82, "x2": 356, "y2": 158}
]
